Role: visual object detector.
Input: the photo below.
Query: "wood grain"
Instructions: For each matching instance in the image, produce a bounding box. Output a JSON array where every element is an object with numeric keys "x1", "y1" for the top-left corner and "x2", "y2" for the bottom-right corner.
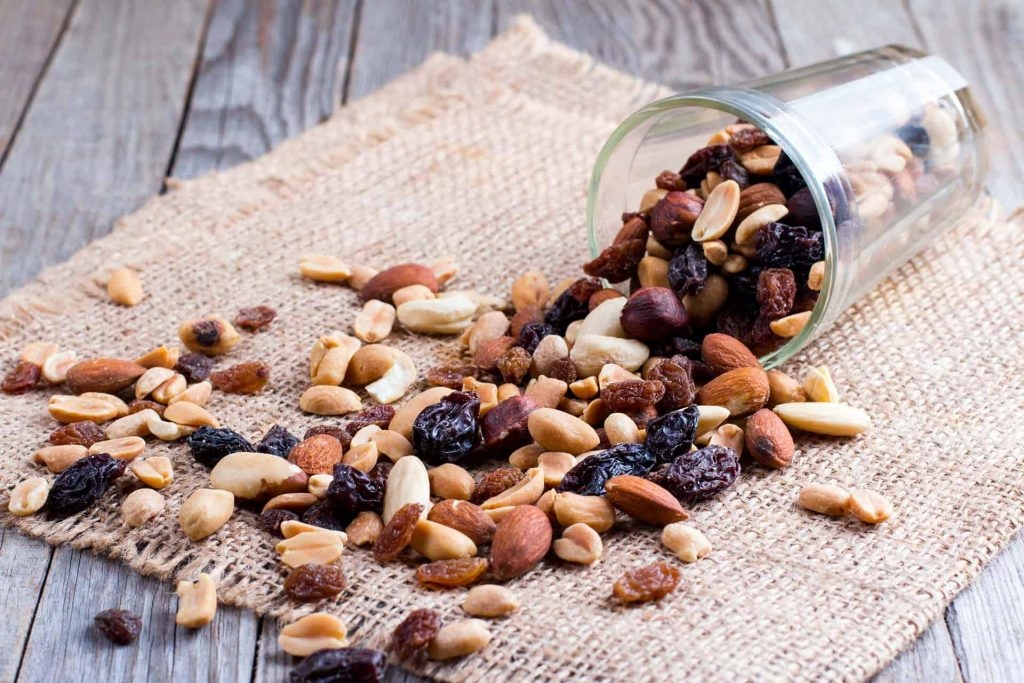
[
  {"x1": 345, "y1": 0, "x2": 495, "y2": 100},
  {"x1": 872, "y1": 619, "x2": 963, "y2": 683},
  {"x1": 497, "y1": 0, "x2": 785, "y2": 88},
  {"x1": 0, "y1": 0, "x2": 75, "y2": 158},
  {"x1": 0, "y1": 530, "x2": 51, "y2": 683},
  {"x1": 172, "y1": 0, "x2": 358, "y2": 180},
  {"x1": 0, "y1": 0, "x2": 209, "y2": 294}
]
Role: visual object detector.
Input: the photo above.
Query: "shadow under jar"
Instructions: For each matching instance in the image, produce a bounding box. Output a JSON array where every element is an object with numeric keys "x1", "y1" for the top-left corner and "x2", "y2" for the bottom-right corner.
[{"x1": 587, "y1": 45, "x2": 987, "y2": 367}]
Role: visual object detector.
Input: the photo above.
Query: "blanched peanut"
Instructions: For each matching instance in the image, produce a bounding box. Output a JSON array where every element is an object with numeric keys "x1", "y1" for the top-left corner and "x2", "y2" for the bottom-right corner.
[
  {"x1": 8, "y1": 477, "x2": 49, "y2": 516},
  {"x1": 278, "y1": 613, "x2": 348, "y2": 657},
  {"x1": 130, "y1": 456, "x2": 174, "y2": 489},
  {"x1": 552, "y1": 523, "x2": 603, "y2": 565},
  {"x1": 176, "y1": 573, "x2": 217, "y2": 628},
  {"x1": 122, "y1": 488, "x2": 165, "y2": 527},
  {"x1": 463, "y1": 585, "x2": 520, "y2": 618},
  {"x1": 428, "y1": 619, "x2": 492, "y2": 660},
  {"x1": 275, "y1": 530, "x2": 345, "y2": 568},
  {"x1": 661, "y1": 522, "x2": 712, "y2": 563},
  {"x1": 179, "y1": 488, "x2": 234, "y2": 541}
]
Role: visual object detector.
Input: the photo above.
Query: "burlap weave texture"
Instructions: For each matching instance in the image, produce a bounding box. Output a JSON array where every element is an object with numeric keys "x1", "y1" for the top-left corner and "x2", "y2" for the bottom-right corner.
[{"x1": 1, "y1": 17, "x2": 1022, "y2": 682}]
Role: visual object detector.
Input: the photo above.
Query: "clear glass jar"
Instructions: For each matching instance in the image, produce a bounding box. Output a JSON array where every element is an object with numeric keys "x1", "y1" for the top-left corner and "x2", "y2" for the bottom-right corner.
[{"x1": 587, "y1": 46, "x2": 987, "y2": 367}]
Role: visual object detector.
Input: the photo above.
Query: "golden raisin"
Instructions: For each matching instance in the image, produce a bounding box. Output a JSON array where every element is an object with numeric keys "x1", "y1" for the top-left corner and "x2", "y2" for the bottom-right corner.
[
  {"x1": 283, "y1": 563, "x2": 347, "y2": 602},
  {"x1": 2, "y1": 361, "x2": 40, "y2": 394},
  {"x1": 390, "y1": 608, "x2": 440, "y2": 662},
  {"x1": 372, "y1": 503, "x2": 423, "y2": 562},
  {"x1": 49, "y1": 421, "x2": 106, "y2": 447},
  {"x1": 235, "y1": 305, "x2": 277, "y2": 332},
  {"x1": 209, "y1": 361, "x2": 270, "y2": 394},
  {"x1": 414, "y1": 557, "x2": 489, "y2": 587},
  {"x1": 602, "y1": 380, "x2": 666, "y2": 413},
  {"x1": 496, "y1": 347, "x2": 531, "y2": 385},
  {"x1": 471, "y1": 468, "x2": 524, "y2": 505},
  {"x1": 127, "y1": 399, "x2": 165, "y2": 417},
  {"x1": 613, "y1": 561, "x2": 683, "y2": 603}
]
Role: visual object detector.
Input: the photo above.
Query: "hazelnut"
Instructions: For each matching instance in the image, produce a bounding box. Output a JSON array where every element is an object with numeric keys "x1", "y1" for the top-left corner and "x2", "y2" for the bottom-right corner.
[
  {"x1": 650, "y1": 191, "x2": 704, "y2": 246},
  {"x1": 619, "y1": 287, "x2": 688, "y2": 342}
]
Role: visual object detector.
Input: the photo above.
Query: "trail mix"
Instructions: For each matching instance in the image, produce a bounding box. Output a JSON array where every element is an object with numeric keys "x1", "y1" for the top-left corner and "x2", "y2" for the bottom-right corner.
[{"x1": 4, "y1": 148, "x2": 899, "y2": 680}]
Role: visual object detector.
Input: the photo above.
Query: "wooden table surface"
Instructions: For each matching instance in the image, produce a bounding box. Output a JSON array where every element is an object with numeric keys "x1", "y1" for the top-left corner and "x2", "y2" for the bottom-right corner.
[{"x1": 1, "y1": 1, "x2": 1021, "y2": 681}]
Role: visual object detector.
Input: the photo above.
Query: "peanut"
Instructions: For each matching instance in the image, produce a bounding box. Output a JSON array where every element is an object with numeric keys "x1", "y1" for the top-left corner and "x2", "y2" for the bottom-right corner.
[
  {"x1": 175, "y1": 573, "x2": 217, "y2": 628},
  {"x1": 346, "y1": 511, "x2": 384, "y2": 547},
  {"x1": 107, "y1": 267, "x2": 144, "y2": 306},
  {"x1": 797, "y1": 483, "x2": 851, "y2": 517},
  {"x1": 396, "y1": 295, "x2": 476, "y2": 334},
  {"x1": 41, "y1": 350, "x2": 78, "y2": 384},
  {"x1": 135, "y1": 345, "x2": 179, "y2": 369},
  {"x1": 552, "y1": 522, "x2": 603, "y2": 565},
  {"x1": 279, "y1": 613, "x2": 348, "y2": 657},
  {"x1": 604, "y1": 412, "x2": 641, "y2": 445},
  {"x1": 275, "y1": 530, "x2": 345, "y2": 568},
  {"x1": 428, "y1": 619, "x2": 492, "y2": 660},
  {"x1": 135, "y1": 367, "x2": 175, "y2": 399},
  {"x1": 427, "y1": 463, "x2": 475, "y2": 500},
  {"x1": 130, "y1": 456, "x2": 174, "y2": 489},
  {"x1": 511, "y1": 271, "x2": 550, "y2": 311},
  {"x1": 179, "y1": 488, "x2": 234, "y2": 541},
  {"x1": 353, "y1": 300, "x2": 396, "y2": 343},
  {"x1": 47, "y1": 395, "x2": 120, "y2": 424},
  {"x1": 299, "y1": 254, "x2": 351, "y2": 282},
  {"x1": 527, "y1": 408, "x2": 600, "y2": 455},
  {"x1": 463, "y1": 584, "x2": 520, "y2": 618},
  {"x1": 410, "y1": 519, "x2": 478, "y2": 561},
  {"x1": 848, "y1": 489, "x2": 892, "y2": 524},
  {"x1": 89, "y1": 436, "x2": 146, "y2": 461},
  {"x1": 553, "y1": 492, "x2": 616, "y2": 532},
  {"x1": 570, "y1": 334, "x2": 650, "y2": 377},
  {"x1": 308, "y1": 473, "x2": 333, "y2": 499},
  {"x1": 537, "y1": 451, "x2": 576, "y2": 487},
  {"x1": 393, "y1": 283, "x2": 436, "y2": 307},
  {"x1": 803, "y1": 365, "x2": 839, "y2": 402},
  {"x1": 121, "y1": 488, "x2": 165, "y2": 527},
  {"x1": 32, "y1": 444, "x2": 88, "y2": 473},
  {"x1": 661, "y1": 522, "x2": 712, "y2": 562},
  {"x1": 309, "y1": 332, "x2": 361, "y2": 386},
  {"x1": 299, "y1": 385, "x2": 363, "y2": 416},
  {"x1": 8, "y1": 477, "x2": 49, "y2": 516}
]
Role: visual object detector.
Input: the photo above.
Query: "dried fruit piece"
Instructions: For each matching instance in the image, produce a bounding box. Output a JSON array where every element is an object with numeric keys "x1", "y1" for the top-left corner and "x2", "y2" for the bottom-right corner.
[
  {"x1": 496, "y1": 347, "x2": 531, "y2": 384},
  {"x1": 645, "y1": 405, "x2": 700, "y2": 464},
  {"x1": 46, "y1": 453, "x2": 127, "y2": 517},
  {"x1": 175, "y1": 352, "x2": 215, "y2": 383},
  {"x1": 94, "y1": 609, "x2": 142, "y2": 645},
  {"x1": 757, "y1": 268, "x2": 796, "y2": 319},
  {"x1": 49, "y1": 421, "x2": 106, "y2": 447},
  {"x1": 209, "y1": 361, "x2": 270, "y2": 394},
  {"x1": 471, "y1": 468, "x2": 524, "y2": 504},
  {"x1": 284, "y1": 563, "x2": 347, "y2": 602},
  {"x1": 178, "y1": 316, "x2": 241, "y2": 356},
  {"x1": 583, "y1": 238, "x2": 646, "y2": 283},
  {"x1": 235, "y1": 305, "x2": 277, "y2": 331},
  {"x1": 372, "y1": 502, "x2": 423, "y2": 562},
  {"x1": 755, "y1": 223, "x2": 824, "y2": 269},
  {"x1": 730, "y1": 127, "x2": 772, "y2": 153},
  {"x1": 679, "y1": 144, "x2": 736, "y2": 187},
  {"x1": 258, "y1": 508, "x2": 298, "y2": 536},
  {"x1": 391, "y1": 608, "x2": 441, "y2": 662},
  {"x1": 326, "y1": 463, "x2": 385, "y2": 522},
  {"x1": 128, "y1": 399, "x2": 165, "y2": 417},
  {"x1": 547, "y1": 357, "x2": 578, "y2": 384},
  {"x1": 648, "y1": 357, "x2": 696, "y2": 412},
  {"x1": 613, "y1": 562, "x2": 683, "y2": 603},
  {"x1": 345, "y1": 404, "x2": 397, "y2": 439},
  {"x1": 411, "y1": 391, "x2": 480, "y2": 465},
  {"x1": 668, "y1": 242, "x2": 708, "y2": 296},
  {"x1": 186, "y1": 427, "x2": 254, "y2": 468},
  {"x1": 301, "y1": 500, "x2": 349, "y2": 532},
  {"x1": 289, "y1": 648, "x2": 387, "y2": 683},
  {"x1": 557, "y1": 443, "x2": 656, "y2": 496},
  {"x1": 426, "y1": 364, "x2": 477, "y2": 389},
  {"x1": 650, "y1": 191, "x2": 704, "y2": 246},
  {"x1": 256, "y1": 424, "x2": 300, "y2": 458},
  {"x1": 480, "y1": 394, "x2": 538, "y2": 454},
  {"x1": 2, "y1": 360, "x2": 41, "y2": 394},
  {"x1": 415, "y1": 557, "x2": 489, "y2": 587},
  {"x1": 649, "y1": 445, "x2": 740, "y2": 505},
  {"x1": 544, "y1": 278, "x2": 602, "y2": 334},
  {"x1": 602, "y1": 380, "x2": 665, "y2": 414},
  {"x1": 655, "y1": 170, "x2": 686, "y2": 191},
  {"x1": 515, "y1": 321, "x2": 553, "y2": 355}
]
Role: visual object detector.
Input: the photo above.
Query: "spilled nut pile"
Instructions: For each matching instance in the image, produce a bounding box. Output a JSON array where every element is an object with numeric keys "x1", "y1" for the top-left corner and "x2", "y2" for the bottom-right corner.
[{"x1": 3, "y1": 122, "x2": 895, "y2": 681}]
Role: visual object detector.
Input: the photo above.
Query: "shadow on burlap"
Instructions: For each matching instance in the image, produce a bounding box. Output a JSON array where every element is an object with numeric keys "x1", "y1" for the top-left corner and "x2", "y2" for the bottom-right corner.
[{"x1": 1, "y1": 17, "x2": 1022, "y2": 682}]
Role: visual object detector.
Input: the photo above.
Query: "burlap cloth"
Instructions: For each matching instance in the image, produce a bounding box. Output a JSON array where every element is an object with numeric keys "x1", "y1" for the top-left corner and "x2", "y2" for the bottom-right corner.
[{"x1": 1, "y1": 17, "x2": 1022, "y2": 682}]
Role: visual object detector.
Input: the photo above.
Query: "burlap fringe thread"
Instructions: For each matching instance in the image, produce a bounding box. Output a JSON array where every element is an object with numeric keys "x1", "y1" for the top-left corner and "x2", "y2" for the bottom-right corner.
[{"x1": 1, "y1": 17, "x2": 1023, "y2": 683}]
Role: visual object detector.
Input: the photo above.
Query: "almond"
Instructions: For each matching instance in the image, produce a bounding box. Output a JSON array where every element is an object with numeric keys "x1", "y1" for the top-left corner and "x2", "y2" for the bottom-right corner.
[
  {"x1": 360, "y1": 263, "x2": 439, "y2": 304},
  {"x1": 490, "y1": 505, "x2": 553, "y2": 580},
  {"x1": 64, "y1": 358, "x2": 146, "y2": 395},
  {"x1": 701, "y1": 333, "x2": 760, "y2": 374},
  {"x1": 695, "y1": 366, "x2": 769, "y2": 417},
  {"x1": 736, "y1": 182, "x2": 786, "y2": 221},
  {"x1": 428, "y1": 499, "x2": 496, "y2": 545},
  {"x1": 745, "y1": 409, "x2": 795, "y2": 468},
  {"x1": 604, "y1": 475, "x2": 688, "y2": 525},
  {"x1": 288, "y1": 434, "x2": 343, "y2": 475}
]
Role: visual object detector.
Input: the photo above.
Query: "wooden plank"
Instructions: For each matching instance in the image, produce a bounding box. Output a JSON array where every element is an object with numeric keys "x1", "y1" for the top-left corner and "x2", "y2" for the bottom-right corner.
[
  {"x1": 0, "y1": 530, "x2": 52, "y2": 683},
  {"x1": 906, "y1": 0, "x2": 1024, "y2": 206},
  {"x1": 871, "y1": 620, "x2": 962, "y2": 683},
  {"x1": 16, "y1": 548, "x2": 258, "y2": 682},
  {"x1": 496, "y1": 0, "x2": 785, "y2": 88},
  {"x1": 770, "y1": 0, "x2": 921, "y2": 66},
  {"x1": 0, "y1": 0, "x2": 75, "y2": 158},
  {"x1": 944, "y1": 538, "x2": 1024, "y2": 682},
  {"x1": 345, "y1": 0, "x2": 495, "y2": 100},
  {"x1": 0, "y1": 0, "x2": 209, "y2": 295},
  {"x1": 172, "y1": 0, "x2": 358, "y2": 180}
]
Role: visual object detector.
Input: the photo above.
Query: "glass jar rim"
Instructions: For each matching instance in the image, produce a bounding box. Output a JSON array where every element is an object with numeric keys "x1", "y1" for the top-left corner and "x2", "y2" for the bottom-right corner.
[{"x1": 586, "y1": 86, "x2": 852, "y2": 368}]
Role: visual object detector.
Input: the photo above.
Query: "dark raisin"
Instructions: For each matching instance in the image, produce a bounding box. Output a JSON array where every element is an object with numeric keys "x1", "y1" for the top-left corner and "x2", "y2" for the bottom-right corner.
[
  {"x1": 415, "y1": 557, "x2": 489, "y2": 587},
  {"x1": 426, "y1": 364, "x2": 477, "y2": 389},
  {"x1": 679, "y1": 144, "x2": 736, "y2": 187},
  {"x1": 668, "y1": 242, "x2": 708, "y2": 296},
  {"x1": 301, "y1": 500, "x2": 350, "y2": 532},
  {"x1": 756, "y1": 268, "x2": 796, "y2": 320},
  {"x1": 516, "y1": 321, "x2": 553, "y2": 355},
  {"x1": 127, "y1": 399, "x2": 165, "y2": 417},
  {"x1": 509, "y1": 307, "x2": 543, "y2": 338},
  {"x1": 366, "y1": 461, "x2": 393, "y2": 501},
  {"x1": 390, "y1": 609, "x2": 441, "y2": 662},
  {"x1": 47, "y1": 453, "x2": 126, "y2": 517},
  {"x1": 582, "y1": 238, "x2": 646, "y2": 283},
  {"x1": 785, "y1": 187, "x2": 821, "y2": 230},
  {"x1": 557, "y1": 443, "x2": 656, "y2": 496},
  {"x1": 49, "y1": 421, "x2": 106, "y2": 447},
  {"x1": 94, "y1": 609, "x2": 142, "y2": 645},
  {"x1": 715, "y1": 303, "x2": 757, "y2": 345},
  {"x1": 256, "y1": 424, "x2": 299, "y2": 458},
  {"x1": 496, "y1": 347, "x2": 531, "y2": 385},
  {"x1": 755, "y1": 223, "x2": 824, "y2": 269},
  {"x1": 372, "y1": 502, "x2": 423, "y2": 562},
  {"x1": 235, "y1": 305, "x2": 277, "y2": 331},
  {"x1": 718, "y1": 158, "x2": 751, "y2": 188},
  {"x1": 645, "y1": 405, "x2": 700, "y2": 464},
  {"x1": 648, "y1": 358, "x2": 696, "y2": 412},
  {"x1": 480, "y1": 395, "x2": 538, "y2": 453},
  {"x1": 650, "y1": 192, "x2": 704, "y2": 247},
  {"x1": 344, "y1": 405, "x2": 396, "y2": 439},
  {"x1": 284, "y1": 563, "x2": 347, "y2": 602},
  {"x1": 655, "y1": 169, "x2": 686, "y2": 191},
  {"x1": 304, "y1": 424, "x2": 348, "y2": 445},
  {"x1": 186, "y1": 426, "x2": 254, "y2": 468},
  {"x1": 772, "y1": 152, "x2": 806, "y2": 196},
  {"x1": 412, "y1": 391, "x2": 480, "y2": 465},
  {"x1": 544, "y1": 278, "x2": 602, "y2": 334},
  {"x1": 472, "y1": 467, "x2": 525, "y2": 504},
  {"x1": 729, "y1": 127, "x2": 773, "y2": 154},
  {"x1": 602, "y1": 380, "x2": 665, "y2": 413},
  {"x1": 258, "y1": 508, "x2": 298, "y2": 537},
  {"x1": 897, "y1": 121, "x2": 931, "y2": 158},
  {"x1": 649, "y1": 445, "x2": 741, "y2": 505},
  {"x1": 289, "y1": 647, "x2": 387, "y2": 683},
  {"x1": 2, "y1": 361, "x2": 40, "y2": 394},
  {"x1": 326, "y1": 463, "x2": 385, "y2": 522},
  {"x1": 660, "y1": 337, "x2": 702, "y2": 359},
  {"x1": 613, "y1": 562, "x2": 682, "y2": 603},
  {"x1": 209, "y1": 361, "x2": 270, "y2": 394},
  {"x1": 175, "y1": 352, "x2": 214, "y2": 383},
  {"x1": 547, "y1": 357, "x2": 577, "y2": 384}
]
